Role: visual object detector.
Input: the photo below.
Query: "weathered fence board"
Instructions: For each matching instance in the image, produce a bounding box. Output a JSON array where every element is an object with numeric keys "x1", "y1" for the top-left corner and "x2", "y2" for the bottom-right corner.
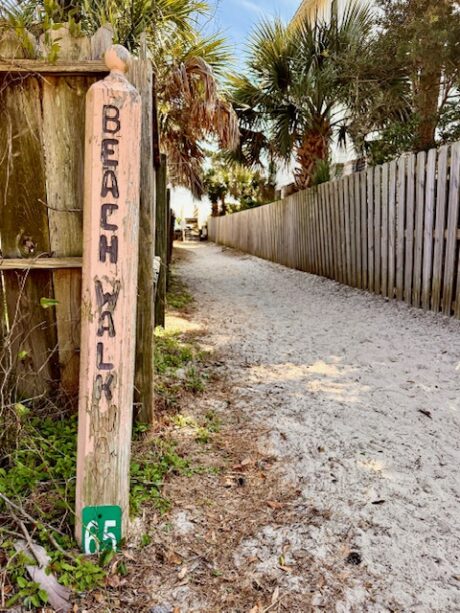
[
  {"x1": 367, "y1": 167, "x2": 374, "y2": 292},
  {"x1": 404, "y1": 154, "x2": 416, "y2": 304},
  {"x1": 422, "y1": 149, "x2": 436, "y2": 310},
  {"x1": 413, "y1": 151, "x2": 426, "y2": 308},
  {"x1": 209, "y1": 141, "x2": 460, "y2": 319},
  {"x1": 443, "y1": 143, "x2": 460, "y2": 315},
  {"x1": 0, "y1": 28, "x2": 158, "y2": 415},
  {"x1": 431, "y1": 146, "x2": 448, "y2": 312},
  {"x1": 395, "y1": 157, "x2": 406, "y2": 301}
]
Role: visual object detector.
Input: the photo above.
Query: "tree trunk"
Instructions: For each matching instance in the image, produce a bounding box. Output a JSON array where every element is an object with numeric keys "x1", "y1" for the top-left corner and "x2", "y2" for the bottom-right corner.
[
  {"x1": 295, "y1": 125, "x2": 330, "y2": 190},
  {"x1": 220, "y1": 196, "x2": 227, "y2": 216},
  {"x1": 211, "y1": 201, "x2": 218, "y2": 216},
  {"x1": 413, "y1": 69, "x2": 441, "y2": 151}
]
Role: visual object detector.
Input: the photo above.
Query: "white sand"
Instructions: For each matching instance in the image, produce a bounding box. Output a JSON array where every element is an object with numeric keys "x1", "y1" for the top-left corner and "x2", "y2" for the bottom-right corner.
[{"x1": 178, "y1": 242, "x2": 460, "y2": 612}]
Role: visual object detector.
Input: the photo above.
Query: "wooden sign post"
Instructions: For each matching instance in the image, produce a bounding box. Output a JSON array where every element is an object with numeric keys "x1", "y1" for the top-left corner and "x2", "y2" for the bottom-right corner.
[{"x1": 75, "y1": 45, "x2": 141, "y2": 551}]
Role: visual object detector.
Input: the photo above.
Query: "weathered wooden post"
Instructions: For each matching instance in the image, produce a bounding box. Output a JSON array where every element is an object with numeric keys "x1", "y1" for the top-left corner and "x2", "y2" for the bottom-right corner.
[
  {"x1": 154, "y1": 154, "x2": 168, "y2": 327},
  {"x1": 75, "y1": 45, "x2": 141, "y2": 550}
]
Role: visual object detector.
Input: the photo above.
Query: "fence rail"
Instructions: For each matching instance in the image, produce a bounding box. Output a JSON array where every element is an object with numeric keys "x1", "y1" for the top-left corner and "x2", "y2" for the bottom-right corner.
[{"x1": 208, "y1": 142, "x2": 460, "y2": 318}]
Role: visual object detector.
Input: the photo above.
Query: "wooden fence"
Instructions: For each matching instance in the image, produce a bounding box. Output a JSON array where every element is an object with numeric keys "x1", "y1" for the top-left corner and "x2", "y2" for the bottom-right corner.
[
  {"x1": 209, "y1": 142, "x2": 460, "y2": 318},
  {"x1": 0, "y1": 27, "x2": 161, "y2": 420}
]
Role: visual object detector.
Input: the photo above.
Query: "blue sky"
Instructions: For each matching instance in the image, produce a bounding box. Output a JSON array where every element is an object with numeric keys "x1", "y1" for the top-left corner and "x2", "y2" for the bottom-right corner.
[
  {"x1": 172, "y1": 1, "x2": 300, "y2": 220},
  {"x1": 201, "y1": 0, "x2": 300, "y2": 65}
]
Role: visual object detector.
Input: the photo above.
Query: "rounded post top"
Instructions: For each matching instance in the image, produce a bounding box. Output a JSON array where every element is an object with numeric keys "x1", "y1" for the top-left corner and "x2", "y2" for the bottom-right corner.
[{"x1": 104, "y1": 44, "x2": 131, "y2": 75}]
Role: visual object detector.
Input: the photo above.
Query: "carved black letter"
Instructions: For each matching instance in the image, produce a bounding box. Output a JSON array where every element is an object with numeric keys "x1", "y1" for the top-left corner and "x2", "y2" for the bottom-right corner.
[
  {"x1": 101, "y1": 139, "x2": 118, "y2": 167},
  {"x1": 100, "y1": 203, "x2": 119, "y2": 231},
  {"x1": 101, "y1": 171, "x2": 119, "y2": 199},
  {"x1": 99, "y1": 235, "x2": 118, "y2": 263},
  {"x1": 94, "y1": 374, "x2": 115, "y2": 401},
  {"x1": 96, "y1": 342, "x2": 113, "y2": 371},
  {"x1": 103, "y1": 105, "x2": 120, "y2": 134},
  {"x1": 95, "y1": 279, "x2": 121, "y2": 310},
  {"x1": 97, "y1": 311, "x2": 116, "y2": 337}
]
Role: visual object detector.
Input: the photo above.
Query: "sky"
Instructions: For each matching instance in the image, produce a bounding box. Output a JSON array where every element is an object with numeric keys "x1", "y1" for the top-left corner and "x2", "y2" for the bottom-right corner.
[
  {"x1": 172, "y1": 1, "x2": 301, "y2": 223},
  {"x1": 203, "y1": 0, "x2": 300, "y2": 64}
]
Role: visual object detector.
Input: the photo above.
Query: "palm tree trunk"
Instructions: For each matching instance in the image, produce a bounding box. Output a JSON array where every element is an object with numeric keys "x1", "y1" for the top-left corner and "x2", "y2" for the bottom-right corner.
[
  {"x1": 413, "y1": 69, "x2": 441, "y2": 151},
  {"x1": 295, "y1": 127, "x2": 330, "y2": 190}
]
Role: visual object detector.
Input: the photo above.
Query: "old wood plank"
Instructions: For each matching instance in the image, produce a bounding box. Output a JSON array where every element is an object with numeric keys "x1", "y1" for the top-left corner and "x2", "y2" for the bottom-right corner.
[
  {"x1": 374, "y1": 166, "x2": 382, "y2": 294},
  {"x1": 154, "y1": 155, "x2": 168, "y2": 327},
  {"x1": 431, "y1": 145, "x2": 449, "y2": 312},
  {"x1": 43, "y1": 29, "x2": 94, "y2": 394},
  {"x1": 343, "y1": 176, "x2": 352, "y2": 285},
  {"x1": 442, "y1": 142, "x2": 460, "y2": 315},
  {"x1": 130, "y1": 53, "x2": 156, "y2": 424},
  {"x1": 339, "y1": 178, "x2": 348, "y2": 284},
  {"x1": 412, "y1": 151, "x2": 426, "y2": 308},
  {"x1": 354, "y1": 172, "x2": 362, "y2": 289},
  {"x1": 360, "y1": 171, "x2": 368, "y2": 290},
  {"x1": 0, "y1": 30, "x2": 59, "y2": 397},
  {"x1": 395, "y1": 156, "x2": 406, "y2": 301},
  {"x1": 0, "y1": 59, "x2": 108, "y2": 75},
  {"x1": 421, "y1": 149, "x2": 436, "y2": 310},
  {"x1": 330, "y1": 181, "x2": 340, "y2": 281},
  {"x1": 388, "y1": 160, "x2": 397, "y2": 299},
  {"x1": 76, "y1": 50, "x2": 142, "y2": 543},
  {"x1": 0, "y1": 257, "x2": 82, "y2": 270},
  {"x1": 380, "y1": 163, "x2": 389, "y2": 297},
  {"x1": 348, "y1": 175, "x2": 356, "y2": 287},
  {"x1": 325, "y1": 182, "x2": 334, "y2": 278},
  {"x1": 317, "y1": 187, "x2": 325, "y2": 276},
  {"x1": 367, "y1": 167, "x2": 374, "y2": 293},
  {"x1": 404, "y1": 154, "x2": 416, "y2": 304}
]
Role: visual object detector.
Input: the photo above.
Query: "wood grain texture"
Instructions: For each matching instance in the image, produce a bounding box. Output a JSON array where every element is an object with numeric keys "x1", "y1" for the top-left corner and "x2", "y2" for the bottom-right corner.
[
  {"x1": 395, "y1": 157, "x2": 406, "y2": 301},
  {"x1": 388, "y1": 161, "x2": 397, "y2": 299},
  {"x1": 421, "y1": 149, "x2": 436, "y2": 310},
  {"x1": 0, "y1": 59, "x2": 108, "y2": 74},
  {"x1": 0, "y1": 30, "x2": 59, "y2": 397},
  {"x1": 76, "y1": 64, "x2": 142, "y2": 542},
  {"x1": 442, "y1": 143, "x2": 460, "y2": 315},
  {"x1": 130, "y1": 54, "x2": 156, "y2": 424},
  {"x1": 431, "y1": 146, "x2": 448, "y2": 312},
  {"x1": 412, "y1": 151, "x2": 426, "y2": 308},
  {"x1": 404, "y1": 154, "x2": 416, "y2": 304}
]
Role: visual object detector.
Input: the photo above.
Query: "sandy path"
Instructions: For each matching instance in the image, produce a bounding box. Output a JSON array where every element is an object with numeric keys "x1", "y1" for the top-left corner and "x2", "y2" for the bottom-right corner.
[{"x1": 178, "y1": 242, "x2": 460, "y2": 612}]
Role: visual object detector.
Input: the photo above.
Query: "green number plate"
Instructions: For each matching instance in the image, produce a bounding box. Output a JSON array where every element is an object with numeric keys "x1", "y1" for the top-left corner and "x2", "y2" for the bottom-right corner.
[{"x1": 82, "y1": 505, "x2": 122, "y2": 554}]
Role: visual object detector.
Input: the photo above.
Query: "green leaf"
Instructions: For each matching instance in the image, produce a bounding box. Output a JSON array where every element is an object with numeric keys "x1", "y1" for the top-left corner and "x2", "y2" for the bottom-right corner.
[
  {"x1": 14, "y1": 403, "x2": 30, "y2": 417},
  {"x1": 16, "y1": 576, "x2": 27, "y2": 588},
  {"x1": 38, "y1": 589, "x2": 49, "y2": 603},
  {"x1": 17, "y1": 349, "x2": 28, "y2": 360},
  {"x1": 40, "y1": 297, "x2": 59, "y2": 309}
]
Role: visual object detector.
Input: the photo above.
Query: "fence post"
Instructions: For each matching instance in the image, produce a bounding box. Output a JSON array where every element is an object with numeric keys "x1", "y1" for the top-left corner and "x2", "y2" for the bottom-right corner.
[
  {"x1": 75, "y1": 46, "x2": 141, "y2": 549},
  {"x1": 154, "y1": 154, "x2": 168, "y2": 327},
  {"x1": 129, "y1": 42, "x2": 156, "y2": 424}
]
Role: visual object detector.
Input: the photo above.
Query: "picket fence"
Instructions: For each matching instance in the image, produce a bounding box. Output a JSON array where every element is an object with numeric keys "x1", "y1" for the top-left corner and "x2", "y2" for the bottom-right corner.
[{"x1": 208, "y1": 143, "x2": 460, "y2": 317}]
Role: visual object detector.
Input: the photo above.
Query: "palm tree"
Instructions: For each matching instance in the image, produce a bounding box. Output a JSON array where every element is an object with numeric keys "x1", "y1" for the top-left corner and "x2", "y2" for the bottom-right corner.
[
  {"x1": 230, "y1": 1, "x2": 374, "y2": 190},
  {"x1": 0, "y1": 0, "x2": 239, "y2": 195}
]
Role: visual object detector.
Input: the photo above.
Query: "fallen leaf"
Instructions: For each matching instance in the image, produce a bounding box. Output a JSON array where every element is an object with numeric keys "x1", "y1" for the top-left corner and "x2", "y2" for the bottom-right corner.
[
  {"x1": 105, "y1": 574, "x2": 120, "y2": 588},
  {"x1": 271, "y1": 586, "x2": 280, "y2": 604},
  {"x1": 165, "y1": 550, "x2": 182, "y2": 565},
  {"x1": 267, "y1": 501, "x2": 284, "y2": 510},
  {"x1": 279, "y1": 565, "x2": 293, "y2": 573}
]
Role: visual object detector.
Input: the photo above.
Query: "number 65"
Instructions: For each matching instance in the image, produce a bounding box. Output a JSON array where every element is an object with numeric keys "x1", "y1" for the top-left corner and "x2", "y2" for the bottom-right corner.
[{"x1": 84, "y1": 519, "x2": 118, "y2": 554}]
